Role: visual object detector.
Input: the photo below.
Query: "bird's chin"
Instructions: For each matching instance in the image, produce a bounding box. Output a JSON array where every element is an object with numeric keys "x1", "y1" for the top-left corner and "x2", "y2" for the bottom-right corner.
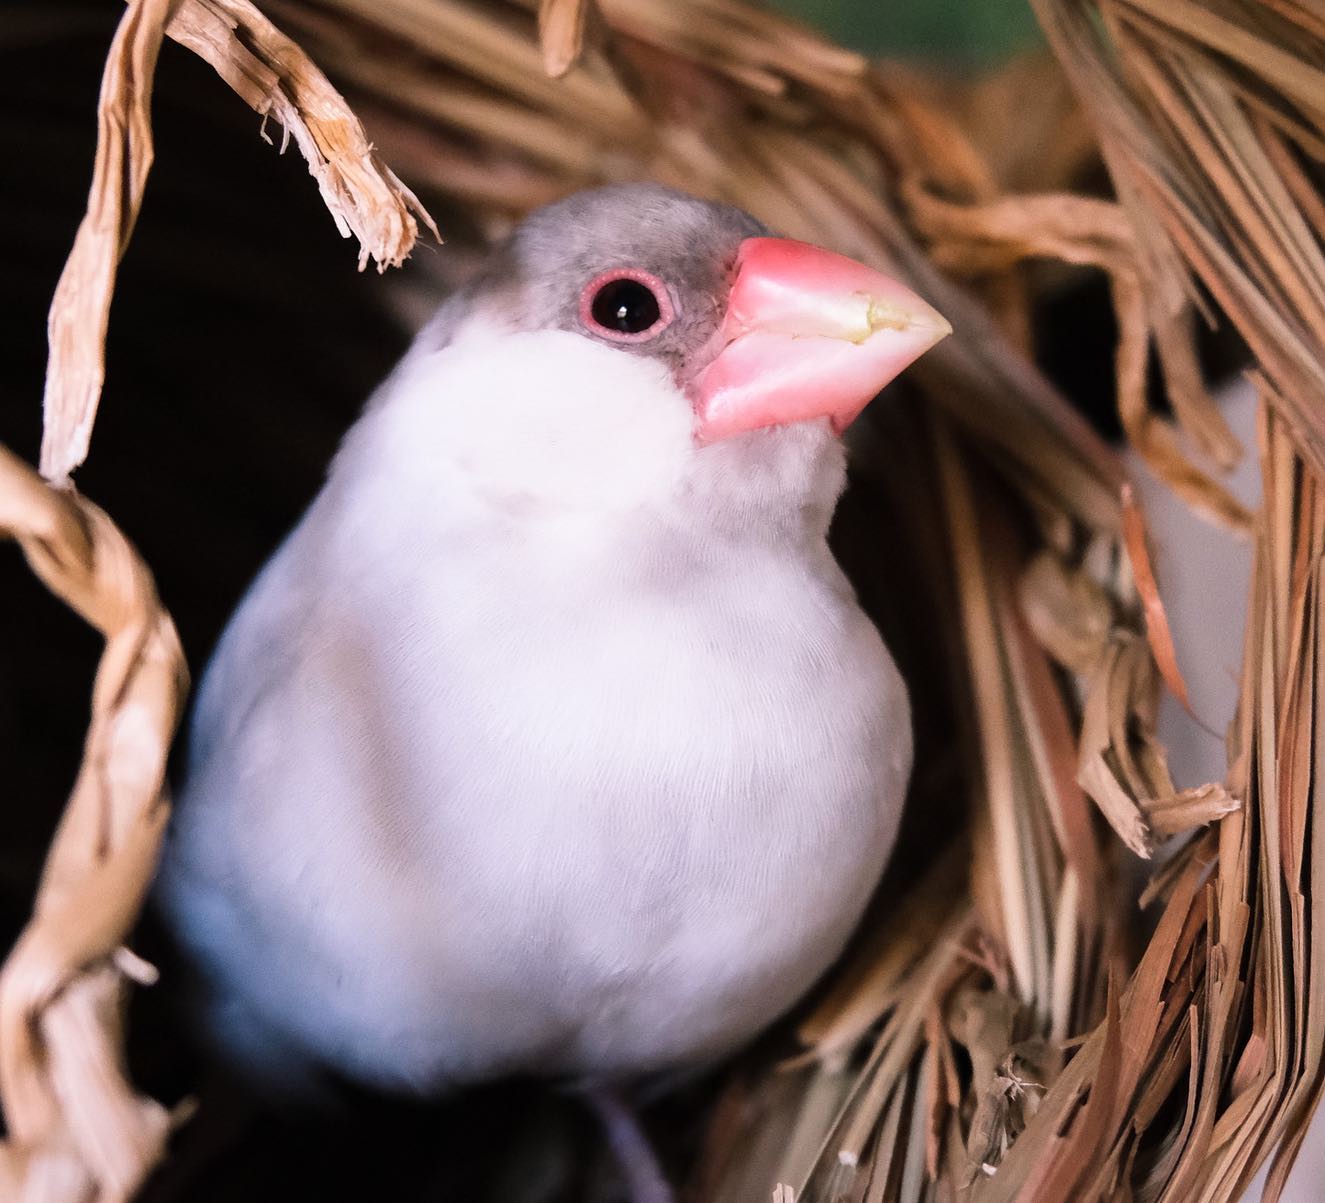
[
  {"x1": 702, "y1": 413, "x2": 844, "y2": 460},
  {"x1": 687, "y1": 417, "x2": 847, "y2": 537}
]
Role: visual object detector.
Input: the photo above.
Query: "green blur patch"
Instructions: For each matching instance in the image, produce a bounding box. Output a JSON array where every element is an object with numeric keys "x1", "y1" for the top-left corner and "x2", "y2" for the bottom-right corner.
[{"x1": 770, "y1": 0, "x2": 1043, "y2": 66}]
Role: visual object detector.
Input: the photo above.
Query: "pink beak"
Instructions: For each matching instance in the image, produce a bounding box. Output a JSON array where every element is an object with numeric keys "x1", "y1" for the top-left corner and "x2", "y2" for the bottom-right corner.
[{"x1": 689, "y1": 237, "x2": 950, "y2": 443}]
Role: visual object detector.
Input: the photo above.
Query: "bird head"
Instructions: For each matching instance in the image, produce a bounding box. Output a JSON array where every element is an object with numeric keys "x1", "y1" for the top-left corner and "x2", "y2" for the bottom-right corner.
[{"x1": 366, "y1": 185, "x2": 948, "y2": 534}]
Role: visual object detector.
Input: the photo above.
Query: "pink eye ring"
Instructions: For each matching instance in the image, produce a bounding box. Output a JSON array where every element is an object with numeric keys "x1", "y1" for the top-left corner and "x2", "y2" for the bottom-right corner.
[{"x1": 579, "y1": 268, "x2": 675, "y2": 342}]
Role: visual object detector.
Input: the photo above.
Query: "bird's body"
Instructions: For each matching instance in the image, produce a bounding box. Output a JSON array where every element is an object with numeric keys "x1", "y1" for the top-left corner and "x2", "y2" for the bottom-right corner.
[{"x1": 156, "y1": 186, "x2": 943, "y2": 1110}]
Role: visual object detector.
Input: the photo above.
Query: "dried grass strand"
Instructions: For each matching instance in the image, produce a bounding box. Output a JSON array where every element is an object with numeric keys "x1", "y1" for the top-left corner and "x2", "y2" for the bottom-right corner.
[
  {"x1": 538, "y1": 0, "x2": 590, "y2": 77},
  {"x1": 38, "y1": 0, "x2": 177, "y2": 485}
]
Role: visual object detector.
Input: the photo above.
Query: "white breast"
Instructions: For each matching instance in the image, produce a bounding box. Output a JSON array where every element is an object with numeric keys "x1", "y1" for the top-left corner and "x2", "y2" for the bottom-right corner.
[{"x1": 157, "y1": 329, "x2": 912, "y2": 1094}]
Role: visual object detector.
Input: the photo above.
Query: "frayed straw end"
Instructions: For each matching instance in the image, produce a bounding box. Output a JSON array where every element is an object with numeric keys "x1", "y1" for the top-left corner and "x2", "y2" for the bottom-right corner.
[{"x1": 538, "y1": 0, "x2": 591, "y2": 78}]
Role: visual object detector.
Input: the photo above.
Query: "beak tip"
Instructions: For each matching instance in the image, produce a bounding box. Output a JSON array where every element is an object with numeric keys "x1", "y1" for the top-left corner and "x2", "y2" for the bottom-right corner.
[{"x1": 871, "y1": 295, "x2": 951, "y2": 341}]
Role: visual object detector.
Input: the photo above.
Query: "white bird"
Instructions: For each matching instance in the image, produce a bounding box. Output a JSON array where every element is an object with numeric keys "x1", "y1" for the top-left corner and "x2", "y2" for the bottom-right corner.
[{"x1": 154, "y1": 184, "x2": 949, "y2": 1198}]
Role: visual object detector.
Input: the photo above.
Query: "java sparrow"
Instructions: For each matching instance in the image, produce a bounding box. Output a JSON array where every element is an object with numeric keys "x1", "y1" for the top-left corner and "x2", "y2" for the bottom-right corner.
[{"x1": 154, "y1": 184, "x2": 948, "y2": 1178}]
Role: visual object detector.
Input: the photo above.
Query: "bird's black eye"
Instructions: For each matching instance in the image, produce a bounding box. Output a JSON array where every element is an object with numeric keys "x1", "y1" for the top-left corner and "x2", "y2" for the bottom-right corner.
[
  {"x1": 580, "y1": 270, "x2": 674, "y2": 342},
  {"x1": 591, "y1": 278, "x2": 661, "y2": 334}
]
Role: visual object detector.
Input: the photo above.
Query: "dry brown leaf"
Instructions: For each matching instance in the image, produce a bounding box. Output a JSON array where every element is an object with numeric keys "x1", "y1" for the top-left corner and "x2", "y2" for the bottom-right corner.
[
  {"x1": 1121, "y1": 481, "x2": 1197, "y2": 715},
  {"x1": 1077, "y1": 635, "x2": 1160, "y2": 857},
  {"x1": 909, "y1": 184, "x2": 1254, "y2": 534},
  {"x1": 1143, "y1": 784, "x2": 1242, "y2": 838},
  {"x1": 1019, "y1": 551, "x2": 1114, "y2": 677}
]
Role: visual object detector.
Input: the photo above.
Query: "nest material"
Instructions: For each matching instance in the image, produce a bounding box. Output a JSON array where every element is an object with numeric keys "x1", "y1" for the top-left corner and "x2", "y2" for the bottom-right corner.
[{"x1": 1, "y1": 0, "x2": 1323, "y2": 1200}]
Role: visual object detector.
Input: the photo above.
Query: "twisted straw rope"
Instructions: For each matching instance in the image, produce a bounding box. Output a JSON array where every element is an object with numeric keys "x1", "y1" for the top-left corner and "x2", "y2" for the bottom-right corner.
[{"x1": 0, "y1": 444, "x2": 188, "y2": 1203}]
